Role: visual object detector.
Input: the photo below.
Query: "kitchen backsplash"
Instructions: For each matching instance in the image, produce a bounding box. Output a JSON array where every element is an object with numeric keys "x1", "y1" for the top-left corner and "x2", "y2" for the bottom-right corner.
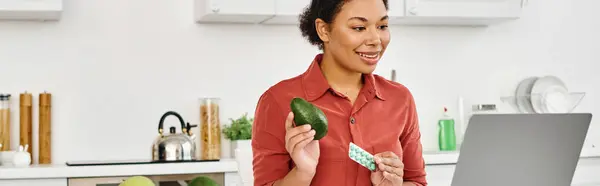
[{"x1": 0, "y1": 0, "x2": 598, "y2": 163}]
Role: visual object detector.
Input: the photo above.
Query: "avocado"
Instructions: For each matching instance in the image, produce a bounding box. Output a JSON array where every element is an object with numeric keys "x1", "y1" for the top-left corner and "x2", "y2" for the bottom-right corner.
[
  {"x1": 189, "y1": 176, "x2": 219, "y2": 186},
  {"x1": 290, "y1": 97, "x2": 329, "y2": 140}
]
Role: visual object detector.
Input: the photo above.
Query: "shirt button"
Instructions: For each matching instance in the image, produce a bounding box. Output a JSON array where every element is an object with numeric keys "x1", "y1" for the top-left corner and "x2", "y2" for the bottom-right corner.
[{"x1": 350, "y1": 117, "x2": 356, "y2": 124}]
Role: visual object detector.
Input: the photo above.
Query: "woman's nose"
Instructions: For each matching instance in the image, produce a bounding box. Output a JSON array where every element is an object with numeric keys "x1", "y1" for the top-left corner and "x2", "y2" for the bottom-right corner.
[{"x1": 365, "y1": 29, "x2": 382, "y2": 46}]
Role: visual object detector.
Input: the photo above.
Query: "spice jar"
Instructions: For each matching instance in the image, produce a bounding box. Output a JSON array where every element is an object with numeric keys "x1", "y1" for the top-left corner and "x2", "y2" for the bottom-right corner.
[
  {"x1": 0, "y1": 94, "x2": 11, "y2": 151},
  {"x1": 199, "y1": 98, "x2": 221, "y2": 160}
]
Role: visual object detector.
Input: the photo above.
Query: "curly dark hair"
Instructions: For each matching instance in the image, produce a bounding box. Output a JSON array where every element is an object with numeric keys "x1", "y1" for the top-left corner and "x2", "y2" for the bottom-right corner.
[{"x1": 298, "y1": 0, "x2": 389, "y2": 50}]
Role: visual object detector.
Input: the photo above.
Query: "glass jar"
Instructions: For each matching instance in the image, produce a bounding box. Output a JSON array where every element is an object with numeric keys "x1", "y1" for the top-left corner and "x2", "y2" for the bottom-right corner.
[
  {"x1": 199, "y1": 98, "x2": 221, "y2": 160},
  {"x1": 0, "y1": 94, "x2": 11, "y2": 151}
]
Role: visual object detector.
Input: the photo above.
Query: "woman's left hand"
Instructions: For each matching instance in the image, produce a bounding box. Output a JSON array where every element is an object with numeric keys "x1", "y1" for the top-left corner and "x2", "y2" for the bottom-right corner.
[{"x1": 370, "y1": 151, "x2": 404, "y2": 186}]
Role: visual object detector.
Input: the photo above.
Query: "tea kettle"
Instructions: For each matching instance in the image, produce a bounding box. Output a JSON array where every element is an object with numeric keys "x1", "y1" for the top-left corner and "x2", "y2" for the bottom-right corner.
[{"x1": 152, "y1": 111, "x2": 198, "y2": 161}]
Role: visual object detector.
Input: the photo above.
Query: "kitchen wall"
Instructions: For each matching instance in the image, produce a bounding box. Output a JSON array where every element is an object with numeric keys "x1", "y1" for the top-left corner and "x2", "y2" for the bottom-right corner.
[{"x1": 0, "y1": 0, "x2": 598, "y2": 164}]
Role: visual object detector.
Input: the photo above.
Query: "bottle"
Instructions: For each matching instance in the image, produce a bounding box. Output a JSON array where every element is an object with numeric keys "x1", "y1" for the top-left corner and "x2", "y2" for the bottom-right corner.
[{"x1": 438, "y1": 107, "x2": 457, "y2": 151}]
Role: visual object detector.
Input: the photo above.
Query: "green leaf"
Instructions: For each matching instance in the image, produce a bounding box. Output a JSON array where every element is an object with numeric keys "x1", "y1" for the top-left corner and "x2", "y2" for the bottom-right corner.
[{"x1": 222, "y1": 112, "x2": 254, "y2": 140}]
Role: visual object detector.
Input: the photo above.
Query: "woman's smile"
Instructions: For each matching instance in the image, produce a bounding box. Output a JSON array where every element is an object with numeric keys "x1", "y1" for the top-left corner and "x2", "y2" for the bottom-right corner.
[{"x1": 356, "y1": 51, "x2": 381, "y2": 65}]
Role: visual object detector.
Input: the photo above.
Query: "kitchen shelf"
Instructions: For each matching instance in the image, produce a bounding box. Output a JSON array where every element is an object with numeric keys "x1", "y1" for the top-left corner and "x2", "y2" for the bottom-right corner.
[{"x1": 0, "y1": 159, "x2": 238, "y2": 180}]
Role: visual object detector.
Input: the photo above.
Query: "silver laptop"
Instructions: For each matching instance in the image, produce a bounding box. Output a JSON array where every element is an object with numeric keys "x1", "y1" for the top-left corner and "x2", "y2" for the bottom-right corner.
[{"x1": 451, "y1": 113, "x2": 593, "y2": 186}]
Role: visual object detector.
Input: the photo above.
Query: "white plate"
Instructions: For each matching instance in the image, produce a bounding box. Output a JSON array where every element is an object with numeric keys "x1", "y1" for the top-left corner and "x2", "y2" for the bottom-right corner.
[
  {"x1": 530, "y1": 76, "x2": 568, "y2": 113},
  {"x1": 543, "y1": 86, "x2": 570, "y2": 113},
  {"x1": 515, "y1": 77, "x2": 539, "y2": 113}
]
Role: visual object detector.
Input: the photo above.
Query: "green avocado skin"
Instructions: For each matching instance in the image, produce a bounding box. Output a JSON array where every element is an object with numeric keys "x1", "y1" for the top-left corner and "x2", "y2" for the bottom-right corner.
[
  {"x1": 189, "y1": 176, "x2": 219, "y2": 186},
  {"x1": 290, "y1": 97, "x2": 329, "y2": 140}
]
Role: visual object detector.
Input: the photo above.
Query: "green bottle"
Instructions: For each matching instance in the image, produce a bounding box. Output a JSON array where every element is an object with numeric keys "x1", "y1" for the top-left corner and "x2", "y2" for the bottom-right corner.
[{"x1": 438, "y1": 107, "x2": 457, "y2": 151}]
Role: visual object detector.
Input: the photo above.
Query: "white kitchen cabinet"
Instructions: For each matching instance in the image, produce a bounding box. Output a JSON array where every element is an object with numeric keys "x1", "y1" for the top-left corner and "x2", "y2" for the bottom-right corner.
[
  {"x1": 0, "y1": 179, "x2": 66, "y2": 186},
  {"x1": 68, "y1": 173, "x2": 224, "y2": 186},
  {"x1": 387, "y1": 0, "x2": 406, "y2": 21},
  {"x1": 424, "y1": 158, "x2": 600, "y2": 185},
  {"x1": 194, "y1": 0, "x2": 523, "y2": 26},
  {"x1": 194, "y1": 0, "x2": 276, "y2": 24},
  {"x1": 261, "y1": 0, "x2": 310, "y2": 25},
  {"x1": 0, "y1": 0, "x2": 62, "y2": 21},
  {"x1": 262, "y1": 0, "x2": 405, "y2": 25},
  {"x1": 394, "y1": 0, "x2": 524, "y2": 26}
]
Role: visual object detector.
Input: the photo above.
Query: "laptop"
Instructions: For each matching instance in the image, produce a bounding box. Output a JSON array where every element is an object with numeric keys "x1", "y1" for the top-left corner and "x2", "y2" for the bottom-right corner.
[{"x1": 451, "y1": 113, "x2": 593, "y2": 186}]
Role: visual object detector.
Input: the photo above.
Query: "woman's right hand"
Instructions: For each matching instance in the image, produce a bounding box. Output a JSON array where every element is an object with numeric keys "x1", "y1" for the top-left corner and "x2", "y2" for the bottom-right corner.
[{"x1": 284, "y1": 112, "x2": 320, "y2": 178}]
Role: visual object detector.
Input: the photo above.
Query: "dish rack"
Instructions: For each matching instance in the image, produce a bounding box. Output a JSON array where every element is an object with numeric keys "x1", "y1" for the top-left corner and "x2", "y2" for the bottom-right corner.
[
  {"x1": 500, "y1": 75, "x2": 586, "y2": 114},
  {"x1": 501, "y1": 92, "x2": 586, "y2": 114}
]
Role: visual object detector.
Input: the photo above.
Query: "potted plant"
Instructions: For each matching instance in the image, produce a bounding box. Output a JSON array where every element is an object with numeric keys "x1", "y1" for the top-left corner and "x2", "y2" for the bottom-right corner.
[{"x1": 222, "y1": 113, "x2": 253, "y2": 157}]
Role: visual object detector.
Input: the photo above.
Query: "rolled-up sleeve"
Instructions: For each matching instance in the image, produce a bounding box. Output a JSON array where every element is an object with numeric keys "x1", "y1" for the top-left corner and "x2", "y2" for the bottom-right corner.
[
  {"x1": 251, "y1": 90, "x2": 291, "y2": 186},
  {"x1": 400, "y1": 93, "x2": 428, "y2": 186}
]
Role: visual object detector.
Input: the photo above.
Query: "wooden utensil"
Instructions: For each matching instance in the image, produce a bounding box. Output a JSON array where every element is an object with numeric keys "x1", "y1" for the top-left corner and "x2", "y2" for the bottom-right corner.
[
  {"x1": 20, "y1": 92, "x2": 33, "y2": 158},
  {"x1": 39, "y1": 92, "x2": 52, "y2": 164}
]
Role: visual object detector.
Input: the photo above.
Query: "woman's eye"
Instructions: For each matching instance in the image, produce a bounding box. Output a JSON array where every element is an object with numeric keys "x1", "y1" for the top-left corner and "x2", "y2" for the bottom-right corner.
[
  {"x1": 353, "y1": 27, "x2": 366, "y2": 31},
  {"x1": 379, "y1": 25, "x2": 389, "y2": 30}
]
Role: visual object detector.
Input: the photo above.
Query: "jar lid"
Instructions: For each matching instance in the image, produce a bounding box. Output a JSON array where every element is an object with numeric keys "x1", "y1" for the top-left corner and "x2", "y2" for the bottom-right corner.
[{"x1": 0, "y1": 94, "x2": 11, "y2": 100}]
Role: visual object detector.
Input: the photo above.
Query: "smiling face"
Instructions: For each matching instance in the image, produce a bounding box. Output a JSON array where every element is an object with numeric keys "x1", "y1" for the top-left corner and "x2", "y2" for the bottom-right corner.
[{"x1": 315, "y1": 0, "x2": 390, "y2": 74}]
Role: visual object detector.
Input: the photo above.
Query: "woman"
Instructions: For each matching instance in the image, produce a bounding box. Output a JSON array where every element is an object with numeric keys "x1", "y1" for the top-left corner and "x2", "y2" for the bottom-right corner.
[{"x1": 251, "y1": 0, "x2": 427, "y2": 185}]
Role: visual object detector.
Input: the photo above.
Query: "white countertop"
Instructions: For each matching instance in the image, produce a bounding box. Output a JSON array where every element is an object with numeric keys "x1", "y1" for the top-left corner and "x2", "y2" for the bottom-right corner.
[
  {"x1": 423, "y1": 147, "x2": 600, "y2": 165},
  {"x1": 0, "y1": 159, "x2": 238, "y2": 180},
  {"x1": 0, "y1": 147, "x2": 598, "y2": 180}
]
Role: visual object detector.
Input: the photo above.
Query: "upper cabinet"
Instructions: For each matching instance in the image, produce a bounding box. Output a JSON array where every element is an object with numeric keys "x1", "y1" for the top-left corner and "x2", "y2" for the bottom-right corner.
[
  {"x1": 261, "y1": 1, "x2": 310, "y2": 25},
  {"x1": 0, "y1": 0, "x2": 62, "y2": 21},
  {"x1": 387, "y1": 0, "x2": 407, "y2": 24},
  {"x1": 194, "y1": 0, "x2": 276, "y2": 24},
  {"x1": 261, "y1": 0, "x2": 406, "y2": 25},
  {"x1": 395, "y1": 0, "x2": 524, "y2": 26},
  {"x1": 194, "y1": 0, "x2": 525, "y2": 26}
]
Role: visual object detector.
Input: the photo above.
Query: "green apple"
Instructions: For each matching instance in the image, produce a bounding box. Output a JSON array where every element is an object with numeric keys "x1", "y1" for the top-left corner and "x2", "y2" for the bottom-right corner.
[{"x1": 119, "y1": 176, "x2": 155, "y2": 186}]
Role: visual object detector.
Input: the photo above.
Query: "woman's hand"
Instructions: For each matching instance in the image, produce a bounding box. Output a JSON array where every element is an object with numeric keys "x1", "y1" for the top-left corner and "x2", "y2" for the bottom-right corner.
[
  {"x1": 284, "y1": 112, "x2": 320, "y2": 179},
  {"x1": 370, "y1": 151, "x2": 404, "y2": 186}
]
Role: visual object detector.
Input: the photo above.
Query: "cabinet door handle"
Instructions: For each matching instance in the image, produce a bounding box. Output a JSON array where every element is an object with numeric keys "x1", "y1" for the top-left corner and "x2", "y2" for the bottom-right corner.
[
  {"x1": 521, "y1": 0, "x2": 528, "y2": 8},
  {"x1": 406, "y1": 0, "x2": 420, "y2": 16},
  {"x1": 409, "y1": 7, "x2": 418, "y2": 15},
  {"x1": 211, "y1": 0, "x2": 220, "y2": 13}
]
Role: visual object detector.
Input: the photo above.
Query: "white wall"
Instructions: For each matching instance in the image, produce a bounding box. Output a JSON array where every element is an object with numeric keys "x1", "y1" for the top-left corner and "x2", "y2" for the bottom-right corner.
[{"x1": 0, "y1": 0, "x2": 598, "y2": 164}]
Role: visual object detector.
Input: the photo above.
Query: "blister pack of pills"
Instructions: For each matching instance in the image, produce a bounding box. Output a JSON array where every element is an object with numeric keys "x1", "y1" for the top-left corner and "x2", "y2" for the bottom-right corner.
[{"x1": 348, "y1": 142, "x2": 376, "y2": 171}]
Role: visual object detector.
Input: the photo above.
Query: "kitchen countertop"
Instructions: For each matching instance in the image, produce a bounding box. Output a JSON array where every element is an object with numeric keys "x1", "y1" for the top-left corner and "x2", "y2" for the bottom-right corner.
[
  {"x1": 0, "y1": 159, "x2": 238, "y2": 180},
  {"x1": 422, "y1": 147, "x2": 600, "y2": 165},
  {"x1": 0, "y1": 147, "x2": 598, "y2": 180}
]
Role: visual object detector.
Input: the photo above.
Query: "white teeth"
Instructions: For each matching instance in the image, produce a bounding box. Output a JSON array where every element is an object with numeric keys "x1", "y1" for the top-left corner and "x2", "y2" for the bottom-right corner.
[{"x1": 358, "y1": 53, "x2": 378, "y2": 59}]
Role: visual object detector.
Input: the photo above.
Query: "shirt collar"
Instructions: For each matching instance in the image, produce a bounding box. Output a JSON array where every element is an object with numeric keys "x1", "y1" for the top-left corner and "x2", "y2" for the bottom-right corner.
[{"x1": 301, "y1": 54, "x2": 386, "y2": 101}]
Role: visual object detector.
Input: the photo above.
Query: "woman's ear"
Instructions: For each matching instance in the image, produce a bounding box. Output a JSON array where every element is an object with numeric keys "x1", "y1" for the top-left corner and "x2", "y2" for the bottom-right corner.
[{"x1": 315, "y1": 18, "x2": 330, "y2": 43}]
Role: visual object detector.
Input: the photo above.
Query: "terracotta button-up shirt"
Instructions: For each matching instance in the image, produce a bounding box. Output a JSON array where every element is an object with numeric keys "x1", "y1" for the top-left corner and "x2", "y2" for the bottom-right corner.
[{"x1": 251, "y1": 54, "x2": 427, "y2": 186}]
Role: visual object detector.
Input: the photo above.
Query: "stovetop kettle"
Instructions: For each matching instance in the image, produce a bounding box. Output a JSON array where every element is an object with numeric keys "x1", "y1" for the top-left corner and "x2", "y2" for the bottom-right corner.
[{"x1": 152, "y1": 111, "x2": 197, "y2": 161}]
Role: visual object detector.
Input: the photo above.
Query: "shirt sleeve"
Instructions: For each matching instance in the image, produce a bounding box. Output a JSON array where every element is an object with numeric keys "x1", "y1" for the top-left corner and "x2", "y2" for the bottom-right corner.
[
  {"x1": 251, "y1": 90, "x2": 292, "y2": 186},
  {"x1": 399, "y1": 93, "x2": 428, "y2": 186}
]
